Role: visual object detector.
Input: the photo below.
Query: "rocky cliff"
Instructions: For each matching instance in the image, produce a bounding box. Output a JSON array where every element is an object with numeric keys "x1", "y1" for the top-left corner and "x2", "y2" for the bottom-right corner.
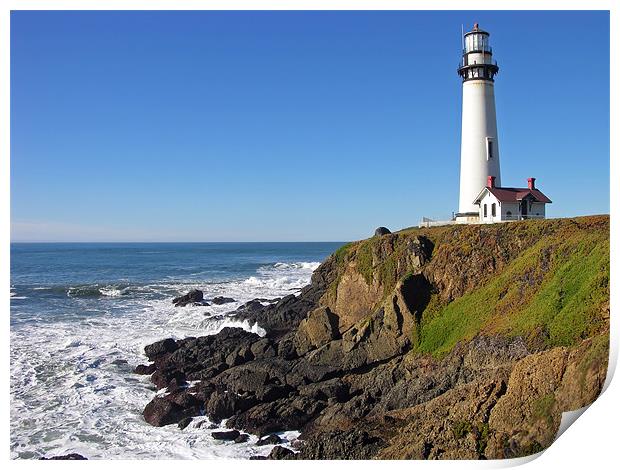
[{"x1": 137, "y1": 215, "x2": 609, "y2": 459}]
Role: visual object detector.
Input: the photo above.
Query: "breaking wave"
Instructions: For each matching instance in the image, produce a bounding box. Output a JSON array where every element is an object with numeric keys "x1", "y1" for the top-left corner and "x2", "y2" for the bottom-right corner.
[{"x1": 10, "y1": 259, "x2": 320, "y2": 459}]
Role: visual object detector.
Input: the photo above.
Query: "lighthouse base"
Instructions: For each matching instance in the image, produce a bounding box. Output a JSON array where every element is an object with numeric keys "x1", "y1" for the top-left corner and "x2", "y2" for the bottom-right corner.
[{"x1": 454, "y1": 212, "x2": 480, "y2": 224}]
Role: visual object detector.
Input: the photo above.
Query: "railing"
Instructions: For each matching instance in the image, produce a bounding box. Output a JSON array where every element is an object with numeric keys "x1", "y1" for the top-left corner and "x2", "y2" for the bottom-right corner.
[
  {"x1": 419, "y1": 214, "x2": 545, "y2": 227},
  {"x1": 462, "y1": 46, "x2": 493, "y2": 55},
  {"x1": 419, "y1": 216, "x2": 458, "y2": 228},
  {"x1": 459, "y1": 58, "x2": 498, "y2": 68}
]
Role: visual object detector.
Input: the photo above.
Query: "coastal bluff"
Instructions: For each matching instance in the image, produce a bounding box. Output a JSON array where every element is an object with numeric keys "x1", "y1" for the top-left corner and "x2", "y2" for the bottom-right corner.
[{"x1": 136, "y1": 215, "x2": 609, "y2": 459}]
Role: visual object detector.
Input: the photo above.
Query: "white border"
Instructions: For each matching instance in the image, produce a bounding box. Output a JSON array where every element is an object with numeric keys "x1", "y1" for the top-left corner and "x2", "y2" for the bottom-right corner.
[{"x1": 2, "y1": 1, "x2": 616, "y2": 468}]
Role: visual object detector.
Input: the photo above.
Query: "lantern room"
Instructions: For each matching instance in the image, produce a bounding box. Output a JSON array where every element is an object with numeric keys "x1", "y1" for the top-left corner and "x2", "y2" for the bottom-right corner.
[{"x1": 458, "y1": 23, "x2": 499, "y2": 82}]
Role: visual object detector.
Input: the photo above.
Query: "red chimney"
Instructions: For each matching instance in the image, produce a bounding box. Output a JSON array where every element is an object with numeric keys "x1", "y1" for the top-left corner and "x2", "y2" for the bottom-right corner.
[
  {"x1": 528, "y1": 177, "x2": 536, "y2": 189},
  {"x1": 487, "y1": 176, "x2": 496, "y2": 188}
]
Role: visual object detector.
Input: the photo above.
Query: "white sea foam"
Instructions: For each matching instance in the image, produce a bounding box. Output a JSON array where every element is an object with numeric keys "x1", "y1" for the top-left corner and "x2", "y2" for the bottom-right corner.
[
  {"x1": 10, "y1": 287, "x2": 27, "y2": 299},
  {"x1": 10, "y1": 261, "x2": 316, "y2": 459},
  {"x1": 99, "y1": 287, "x2": 125, "y2": 297}
]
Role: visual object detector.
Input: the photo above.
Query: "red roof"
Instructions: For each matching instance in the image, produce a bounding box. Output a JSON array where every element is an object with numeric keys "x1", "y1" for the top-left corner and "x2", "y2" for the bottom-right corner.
[{"x1": 486, "y1": 187, "x2": 552, "y2": 203}]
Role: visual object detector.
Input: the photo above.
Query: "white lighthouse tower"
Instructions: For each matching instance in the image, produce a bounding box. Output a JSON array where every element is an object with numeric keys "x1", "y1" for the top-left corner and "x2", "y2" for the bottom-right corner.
[{"x1": 456, "y1": 24, "x2": 501, "y2": 222}]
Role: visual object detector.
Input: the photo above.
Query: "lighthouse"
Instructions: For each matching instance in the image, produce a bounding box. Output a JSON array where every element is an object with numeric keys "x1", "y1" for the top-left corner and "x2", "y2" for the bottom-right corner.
[
  {"x1": 455, "y1": 24, "x2": 501, "y2": 222},
  {"x1": 419, "y1": 23, "x2": 552, "y2": 228}
]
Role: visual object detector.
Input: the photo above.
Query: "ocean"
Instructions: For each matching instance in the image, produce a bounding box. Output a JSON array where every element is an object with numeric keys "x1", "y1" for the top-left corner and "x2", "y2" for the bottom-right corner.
[{"x1": 10, "y1": 242, "x2": 344, "y2": 459}]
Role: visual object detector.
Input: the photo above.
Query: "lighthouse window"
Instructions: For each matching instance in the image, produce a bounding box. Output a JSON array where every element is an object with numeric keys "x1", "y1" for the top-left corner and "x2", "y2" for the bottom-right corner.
[
  {"x1": 483, "y1": 204, "x2": 488, "y2": 218},
  {"x1": 487, "y1": 139, "x2": 494, "y2": 159},
  {"x1": 491, "y1": 203, "x2": 497, "y2": 217}
]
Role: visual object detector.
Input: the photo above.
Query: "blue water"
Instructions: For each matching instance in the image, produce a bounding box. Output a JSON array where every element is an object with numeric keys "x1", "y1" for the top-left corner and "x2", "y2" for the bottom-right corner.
[{"x1": 10, "y1": 242, "x2": 342, "y2": 459}]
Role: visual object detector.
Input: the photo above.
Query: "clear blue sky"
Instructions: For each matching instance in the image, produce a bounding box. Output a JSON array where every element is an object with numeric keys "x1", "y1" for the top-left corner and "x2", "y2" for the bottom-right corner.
[{"x1": 11, "y1": 10, "x2": 610, "y2": 242}]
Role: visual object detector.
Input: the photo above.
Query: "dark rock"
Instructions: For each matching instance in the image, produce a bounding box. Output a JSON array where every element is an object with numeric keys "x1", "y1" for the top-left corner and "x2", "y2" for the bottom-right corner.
[
  {"x1": 144, "y1": 338, "x2": 178, "y2": 361},
  {"x1": 276, "y1": 335, "x2": 299, "y2": 360},
  {"x1": 210, "y1": 296, "x2": 236, "y2": 305},
  {"x1": 143, "y1": 396, "x2": 186, "y2": 427},
  {"x1": 178, "y1": 417, "x2": 193, "y2": 430},
  {"x1": 238, "y1": 299, "x2": 265, "y2": 314},
  {"x1": 250, "y1": 338, "x2": 277, "y2": 359},
  {"x1": 172, "y1": 289, "x2": 207, "y2": 307},
  {"x1": 299, "y1": 378, "x2": 350, "y2": 403},
  {"x1": 196, "y1": 420, "x2": 218, "y2": 429},
  {"x1": 166, "y1": 389, "x2": 202, "y2": 409},
  {"x1": 205, "y1": 390, "x2": 257, "y2": 422},
  {"x1": 40, "y1": 454, "x2": 87, "y2": 460},
  {"x1": 233, "y1": 255, "x2": 337, "y2": 337},
  {"x1": 374, "y1": 226, "x2": 391, "y2": 236},
  {"x1": 268, "y1": 446, "x2": 294, "y2": 460},
  {"x1": 151, "y1": 369, "x2": 186, "y2": 390},
  {"x1": 134, "y1": 363, "x2": 156, "y2": 375},
  {"x1": 257, "y1": 434, "x2": 282, "y2": 446},
  {"x1": 225, "y1": 344, "x2": 254, "y2": 367},
  {"x1": 249, "y1": 456, "x2": 267, "y2": 460},
  {"x1": 295, "y1": 306, "x2": 340, "y2": 355},
  {"x1": 165, "y1": 376, "x2": 187, "y2": 392},
  {"x1": 144, "y1": 327, "x2": 261, "y2": 391},
  {"x1": 112, "y1": 359, "x2": 128, "y2": 365},
  {"x1": 227, "y1": 396, "x2": 326, "y2": 437},
  {"x1": 295, "y1": 430, "x2": 385, "y2": 460},
  {"x1": 234, "y1": 433, "x2": 250, "y2": 443},
  {"x1": 258, "y1": 384, "x2": 294, "y2": 402},
  {"x1": 211, "y1": 430, "x2": 241, "y2": 441}
]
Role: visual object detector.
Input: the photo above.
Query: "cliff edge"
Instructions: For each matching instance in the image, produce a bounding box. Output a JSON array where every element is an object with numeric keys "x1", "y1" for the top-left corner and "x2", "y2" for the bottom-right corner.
[{"x1": 137, "y1": 215, "x2": 610, "y2": 459}]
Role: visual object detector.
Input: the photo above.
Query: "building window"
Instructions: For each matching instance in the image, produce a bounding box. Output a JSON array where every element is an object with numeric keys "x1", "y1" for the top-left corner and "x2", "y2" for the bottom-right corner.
[
  {"x1": 491, "y1": 203, "x2": 496, "y2": 217},
  {"x1": 483, "y1": 204, "x2": 487, "y2": 218},
  {"x1": 486, "y1": 138, "x2": 494, "y2": 159},
  {"x1": 506, "y1": 211, "x2": 512, "y2": 219}
]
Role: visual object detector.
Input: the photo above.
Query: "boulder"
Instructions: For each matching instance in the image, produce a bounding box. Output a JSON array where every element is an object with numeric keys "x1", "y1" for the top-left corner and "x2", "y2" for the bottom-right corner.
[
  {"x1": 226, "y1": 396, "x2": 327, "y2": 437},
  {"x1": 234, "y1": 268, "x2": 333, "y2": 337},
  {"x1": 257, "y1": 434, "x2": 282, "y2": 446},
  {"x1": 150, "y1": 369, "x2": 186, "y2": 390},
  {"x1": 143, "y1": 396, "x2": 186, "y2": 427},
  {"x1": 374, "y1": 227, "x2": 391, "y2": 236},
  {"x1": 299, "y1": 378, "x2": 350, "y2": 403},
  {"x1": 295, "y1": 430, "x2": 384, "y2": 460},
  {"x1": 268, "y1": 446, "x2": 294, "y2": 459},
  {"x1": 295, "y1": 307, "x2": 340, "y2": 355},
  {"x1": 234, "y1": 433, "x2": 250, "y2": 443},
  {"x1": 166, "y1": 389, "x2": 202, "y2": 409},
  {"x1": 40, "y1": 454, "x2": 87, "y2": 460},
  {"x1": 250, "y1": 338, "x2": 277, "y2": 359},
  {"x1": 144, "y1": 338, "x2": 178, "y2": 361},
  {"x1": 211, "y1": 430, "x2": 241, "y2": 441},
  {"x1": 144, "y1": 327, "x2": 261, "y2": 392},
  {"x1": 134, "y1": 363, "x2": 156, "y2": 375},
  {"x1": 205, "y1": 390, "x2": 257, "y2": 422},
  {"x1": 210, "y1": 296, "x2": 236, "y2": 305},
  {"x1": 172, "y1": 289, "x2": 208, "y2": 307}
]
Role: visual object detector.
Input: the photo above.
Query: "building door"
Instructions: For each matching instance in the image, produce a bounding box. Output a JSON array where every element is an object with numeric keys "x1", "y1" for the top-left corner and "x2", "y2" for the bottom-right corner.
[{"x1": 520, "y1": 200, "x2": 528, "y2": 219}]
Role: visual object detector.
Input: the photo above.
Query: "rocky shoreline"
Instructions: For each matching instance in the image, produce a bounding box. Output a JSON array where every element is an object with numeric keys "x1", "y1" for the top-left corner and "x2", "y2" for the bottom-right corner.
[{"x1": 134, "y1": 216, "x2": 610, "y2": 459}]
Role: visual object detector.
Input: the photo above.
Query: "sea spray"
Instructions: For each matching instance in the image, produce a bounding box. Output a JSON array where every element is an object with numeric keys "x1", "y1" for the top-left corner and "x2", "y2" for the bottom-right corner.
[{"x1": 10, "y1": 242, "x2": 342, "y2": 459}]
